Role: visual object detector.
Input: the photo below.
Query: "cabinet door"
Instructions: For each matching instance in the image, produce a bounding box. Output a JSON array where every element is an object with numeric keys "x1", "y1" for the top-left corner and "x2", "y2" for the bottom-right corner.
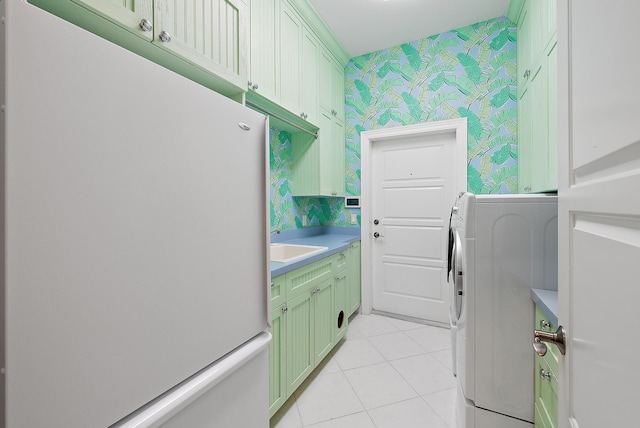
[
  {"x1": 331, "y1": 59, "x2": 345, "y2": 119},
  {"x1": 270, "y1": 274, "x2": 286, "y2": 309},
  {"x1": 329, "y1": 118, "x2": 345, "y2": 196},
  {"x1": 285, "y1": 290, "x2": 314, "y2": 395},
  {"x1": 517, "y1": 0, "x2": 533, "y2": 91},
  {"x1": 249, "y1": 0, "x2": 279, "y2": 101},
  {"x1": 300, "y1": 28, "x2": 320, "y2": 125},
  {"x1": 154, "y1": 0, "x2": 247, "y2": 88},
  {"x1": 546, "y1": 40, "x2": 558, "y2": 191},
  {"x1": 269, "y1": 305, "x2": 287, "y2": 417},
  {"x1": 319, "y1": 48, "x2": 333, "y2": 114},
  {"x1": 279, "y1": 1, "x2": 302, "y2": 117},
  {"x1": 333, "y1": 272, "x2": 348, "y2": 342},
  {"x1": 518, "y1": 85, "x2": 532, "y2": 193},
  {"x1": 530, "y1": 63, "x2": 549, "y2": 193},
  {"x1": 71, "y1": 0, "x2": 154, "y2": 40},
  {"x1": 313, "y1": 278, "x2": 334, "y2": 365},
  {"x1": 348, "y1": 241, "x2": 361, "y2": 316}
]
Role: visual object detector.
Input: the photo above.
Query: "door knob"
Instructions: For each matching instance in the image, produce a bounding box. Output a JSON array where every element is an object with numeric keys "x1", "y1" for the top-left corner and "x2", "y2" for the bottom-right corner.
[
  {"x1": 373, "y1": 232, "x2": 384, "y2": 238},
  {"x1": 533, "y1": 326, "x2": 567, "y2": 356}
]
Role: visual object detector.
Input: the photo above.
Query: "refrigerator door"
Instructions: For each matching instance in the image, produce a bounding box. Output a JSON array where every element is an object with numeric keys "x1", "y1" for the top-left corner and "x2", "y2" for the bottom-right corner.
[{"x1": 4, "y1": 1, "x2": 269, "y2": 427}]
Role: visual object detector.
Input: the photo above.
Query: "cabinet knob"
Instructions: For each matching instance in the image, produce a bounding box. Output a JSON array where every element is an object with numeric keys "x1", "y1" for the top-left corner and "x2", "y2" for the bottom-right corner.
[
  {"x1": 252, "y1": 84, "x2": 259, "y2": 90},
  {"x1": 539, "y1": 368, "x2": 552, "y2": 381},
  {"x1": 523, "y1": 69, "x2": 531, "y2": 79},
  {"x1": 139, "y1": 18, "x2": 153, "y2": 32},
  {"x1": 373, "y1": 232, "x2": 384, "y2": 238},
  {"x1": 270, "y1": 282, "x2": 275, "y2": 288},
  {"x1": 524, "y1": 186, "x2": 531, "y2": 193},
  {"x1": 158, "y1": 30, "x2": 172, "y2": 43},
  {"x1": 248, "y1": 80, "x2": 253, "y2": 87},
  {"x1": 281, "y1": 306, "x2": 288, "y2": 313}
]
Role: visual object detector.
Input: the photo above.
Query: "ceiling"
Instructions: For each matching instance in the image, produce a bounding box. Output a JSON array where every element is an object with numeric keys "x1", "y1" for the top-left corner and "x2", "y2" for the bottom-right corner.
[{"x1": 307, "y1": 0, "x2": 511, "y2": 58}]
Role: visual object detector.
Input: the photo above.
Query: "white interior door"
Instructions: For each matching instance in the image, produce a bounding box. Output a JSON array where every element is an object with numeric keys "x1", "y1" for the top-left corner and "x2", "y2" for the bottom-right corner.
[
  {"x1": 557, "y1": 1, "x2": 640, "y2": 427},
  {"x1": 369, "y1": 127, "x2": 460, "y2": 324}
]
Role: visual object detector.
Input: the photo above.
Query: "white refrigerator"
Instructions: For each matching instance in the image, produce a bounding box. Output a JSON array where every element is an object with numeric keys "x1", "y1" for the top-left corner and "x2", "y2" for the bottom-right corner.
[{"x1": 2, "y1": 1, "x2": 271, "y2": 426}]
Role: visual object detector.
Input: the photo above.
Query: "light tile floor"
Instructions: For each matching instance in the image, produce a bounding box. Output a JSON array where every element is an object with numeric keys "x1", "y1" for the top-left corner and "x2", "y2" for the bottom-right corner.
[{"x1": 270, "y1": 314, "x2": 458, "y2": 428}]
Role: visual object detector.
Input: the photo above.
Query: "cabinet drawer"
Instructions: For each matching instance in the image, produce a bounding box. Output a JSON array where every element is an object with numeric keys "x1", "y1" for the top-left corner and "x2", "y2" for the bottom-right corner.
[
  {"x1": 535, "y1": 306, "x2": 559, "y2": 375},
  {"x1": 285, "y1": 256, "x2": 334, "y2": 299},
  {"x1": 270, "y1": 274, "x2": 286, "y2": 308},
  {"x1": 331, "y1": 249, "x2": 349, "y2": 273}
]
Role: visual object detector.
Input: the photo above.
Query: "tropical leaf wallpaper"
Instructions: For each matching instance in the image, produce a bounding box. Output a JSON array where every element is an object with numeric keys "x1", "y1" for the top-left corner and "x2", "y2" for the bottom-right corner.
[{"x1": 271, "y1": 16, "x2": 517, "y2": 232}]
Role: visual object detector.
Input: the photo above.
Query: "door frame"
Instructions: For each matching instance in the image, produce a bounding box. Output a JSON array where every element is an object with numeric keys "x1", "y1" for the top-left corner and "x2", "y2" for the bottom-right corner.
[{"x1": 360, "y1": 118, "x2": 467, "y2": 316}]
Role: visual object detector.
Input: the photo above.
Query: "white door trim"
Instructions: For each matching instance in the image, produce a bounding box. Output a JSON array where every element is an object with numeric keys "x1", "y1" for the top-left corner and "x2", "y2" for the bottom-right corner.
[{"x1": 360, "y1": 118, "x2": 467, "y2": 316}]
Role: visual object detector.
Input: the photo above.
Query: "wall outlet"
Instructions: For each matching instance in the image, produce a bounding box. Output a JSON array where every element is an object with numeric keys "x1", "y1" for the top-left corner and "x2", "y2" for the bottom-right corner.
[
  {"x1": 350, "y1": 214, "x2": 357, "y2": 225},
  {"x1": 302, "y1": 214, "x2": 308, "y2": 227}
]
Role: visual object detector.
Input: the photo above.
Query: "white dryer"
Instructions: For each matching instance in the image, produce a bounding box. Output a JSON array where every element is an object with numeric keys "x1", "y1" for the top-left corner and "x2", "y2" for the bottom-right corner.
[{"x1": 450, "y1": 193, "x2": 558, "y2": 428}]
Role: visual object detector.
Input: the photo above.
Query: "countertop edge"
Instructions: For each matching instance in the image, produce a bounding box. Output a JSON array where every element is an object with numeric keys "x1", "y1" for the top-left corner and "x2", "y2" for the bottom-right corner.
[{"x1": 531, "y1": 288, "x2": 558, "y2": 326}]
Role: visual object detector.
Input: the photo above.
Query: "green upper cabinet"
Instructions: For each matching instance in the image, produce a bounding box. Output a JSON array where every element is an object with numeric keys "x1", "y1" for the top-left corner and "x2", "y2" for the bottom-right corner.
[
  {"x1": 515, "y1": 0, "x2": 557, "y2": 193},
  {"x1": 153, "y1": 0, "x2": 247, "y2": 89},
  {"x1": 71, "y1": 0, "x2": 154, "y2": 40},
  {"x1": 29, "y1": 0, "x2": 248, "y2": 97},
  {"x1": 248, "y1": 0, "x2": 279, "y2": 102},
  {"x1": 291, "y1": 113, "x2": 345, "y2": 197},
  {"x1": 319, "y1": 47, "x2": 345, "y2": 120},
  {"x1": 278, "y1": 1, "x2": 319, "y2": 126}
]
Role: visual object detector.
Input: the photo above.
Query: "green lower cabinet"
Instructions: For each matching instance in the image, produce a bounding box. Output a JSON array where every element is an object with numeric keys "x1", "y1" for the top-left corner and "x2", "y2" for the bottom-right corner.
[
  {"x1": 535, "y1": 355, "x2": 558, "y2": 428},
  {"x1": 534, "y1": 305, "x2": 559, "y2": 428},
  {"x1": 333, "y1": 271, "x2": 348, "y2": 342},
  {"x1": 270, "y1": 245, "x2": 359, "y2": 418},
  {"x1": 269, "y1": 304, "x2": 287, "y2": 417},
  {"x1": 313, "y1": 278, "x2": 335, "y2": 365},
  {"x1": 348, "y1": 241, "x2": 361, "y2": 316},
  {"x1": 285, "y1": 290, "x2": 315, "y2": 395}
]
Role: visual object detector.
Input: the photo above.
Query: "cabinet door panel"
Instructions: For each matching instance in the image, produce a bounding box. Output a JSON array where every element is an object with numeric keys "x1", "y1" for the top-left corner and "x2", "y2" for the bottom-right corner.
[
  {"x1": 330, "y1": 119, "x2": 345, "y2": 196},
  {"x1": 333, "y1": 272, "x2": 348, "y2": 342},
  {"x1": 285, "y1": 291, "x2": 314, "y2": 394},
  {"x1": 518, "y1": 86, "x2": 532, "y2": 193},
  {"x1": 300, "y1": 29, "x2": 320, "y2": 125},
  {"x1": 530, "y1": 63, "x2": 549, "y2": 193},
  {"x1": 546, "y1": 40, "x2": 558, "y2": 191},
  {"x1": 249, "y1": 0, "x2": 278, "y2": 101},
  {"x1": 269, "y1": 305, "x2": 287, "y2": 417},
  {"x1": 72, "y1": 0, "x2": 153, "y2": 40},
  {"x1": 154, "y1": 0, "x2": 247, "y2": 86},
  {"x1": 279, "y1": 2, "x2": 301, "y2": 116},
  {"x1": 314, "y1": 278, "x2": 334, "y2": 365},
  {"x1": 331, "y1": 60, "x2": 345, "y2": 119}
]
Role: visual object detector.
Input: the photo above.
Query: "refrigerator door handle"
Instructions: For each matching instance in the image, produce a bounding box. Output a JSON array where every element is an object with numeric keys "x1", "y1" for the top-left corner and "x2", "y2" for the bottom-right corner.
[{"x1": 114, "y1": 331, "x2": 272, "y2": 428}]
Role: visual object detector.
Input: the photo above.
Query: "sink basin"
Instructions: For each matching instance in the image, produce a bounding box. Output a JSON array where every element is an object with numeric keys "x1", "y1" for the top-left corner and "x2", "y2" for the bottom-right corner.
[{"x1": 270, "y1": 243, "x2": 328, "y2": 263}]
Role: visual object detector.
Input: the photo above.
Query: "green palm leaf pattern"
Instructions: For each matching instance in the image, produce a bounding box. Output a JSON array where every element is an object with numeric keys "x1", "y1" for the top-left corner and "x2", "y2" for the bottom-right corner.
[{"x1": 270, "y1": 17, "x2": 517, "y2": 232}]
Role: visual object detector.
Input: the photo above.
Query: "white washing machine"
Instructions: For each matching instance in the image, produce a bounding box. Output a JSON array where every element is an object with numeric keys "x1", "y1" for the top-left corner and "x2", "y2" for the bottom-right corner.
[{"x1": 450, "y1": 193, "x2": 558, "y2": 428}]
